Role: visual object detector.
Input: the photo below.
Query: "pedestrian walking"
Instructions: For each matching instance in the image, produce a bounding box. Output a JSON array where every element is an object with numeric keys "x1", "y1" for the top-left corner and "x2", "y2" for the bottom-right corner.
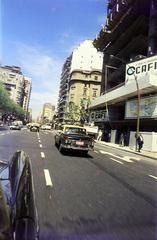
[
  {"x1": 136, "y1": 133, "x2": 144, "y2": 152},
  {"x1": 119, "y1": 133, "x2": 124, "y2": 147},
  {"x1": 97, "y1": 129, "x2": 103, "y2": 141}
]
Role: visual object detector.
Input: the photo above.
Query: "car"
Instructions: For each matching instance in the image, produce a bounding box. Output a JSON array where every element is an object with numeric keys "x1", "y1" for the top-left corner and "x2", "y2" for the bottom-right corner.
[
  {"x1": 0, "y1": 150, "x2": 39, "y2": 239},
  {"x1": 54, "y1": 124, "x2": 94, "y2": 154},
  {"x1": 40, "y1": 124, "x2": 51, "y2": 130},
  {"x1": 29, "y1": 123, "x2": 40, "y2": 132},
  {"x1": 10, "y1": 124, "x2": 21, "y2": 130}
]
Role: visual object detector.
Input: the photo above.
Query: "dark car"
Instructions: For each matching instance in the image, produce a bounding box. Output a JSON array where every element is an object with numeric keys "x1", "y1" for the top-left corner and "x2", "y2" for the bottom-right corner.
[
  {"x1": 0, "y1": 150, "x2": 39, "y2": 240},
  {"x1": 54, "y1": 124, "x2": 94, "y2": 154},
  {"x1": 30, "y1": 123, "x2": 40, "y2": 132}
]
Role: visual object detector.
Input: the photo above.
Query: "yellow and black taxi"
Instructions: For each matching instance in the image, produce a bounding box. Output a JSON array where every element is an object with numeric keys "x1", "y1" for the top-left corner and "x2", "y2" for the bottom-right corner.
[{"x1": 54, "y1": 124, "x2": 94, "y2": 154}]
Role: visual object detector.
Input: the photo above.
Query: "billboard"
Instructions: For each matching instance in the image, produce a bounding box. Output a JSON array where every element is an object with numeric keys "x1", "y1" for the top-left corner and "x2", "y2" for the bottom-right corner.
[
  {"x1": 125, "y1": 55, "x2": 157, "y2": 84},
  {"x1": 125, "y1": 95, "x2": 157, "y2": 119}
]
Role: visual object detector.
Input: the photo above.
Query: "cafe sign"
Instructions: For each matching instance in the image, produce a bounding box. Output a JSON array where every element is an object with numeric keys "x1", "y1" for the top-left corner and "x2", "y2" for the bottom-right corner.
[{"x1": 125, "y1": 55, "x2": 157, "y2": 83}]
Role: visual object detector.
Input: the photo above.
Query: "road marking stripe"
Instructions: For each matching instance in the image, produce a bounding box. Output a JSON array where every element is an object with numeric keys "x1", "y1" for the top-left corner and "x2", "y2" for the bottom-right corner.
[
  {"x1": 99, "y1": 150, "x2": 133, "y2": 162},
  {"x1": 149, "y1": 175, "x2": 157, "y2": 180},
  {"x1": 110, "y1": 158, "x2": 124, "y2": 165},
  {"x1": 94, "y1": 150, "x2": 99, "y2": 153},
  {"x1": 44, "y1": 169, "x2": 53, "y2": 186},
  {"x1": 38, "y1": 140, "x2": 41, "y2": 143},
  {"x1": 39, "y1": 144, "x2": 42, "y2": 148},
  {"x1": 1, "y1": 133, "x2": 4, "y2": 136},
  {"x1": 41, "y1": 152, "x2": 45, "y2": 158}
]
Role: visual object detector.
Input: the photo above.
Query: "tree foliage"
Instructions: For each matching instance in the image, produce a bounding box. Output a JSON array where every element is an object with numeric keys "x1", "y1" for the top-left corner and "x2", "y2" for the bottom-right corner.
[{"x1": 0, "y1": 83, "x2": 25, "y2": 120}]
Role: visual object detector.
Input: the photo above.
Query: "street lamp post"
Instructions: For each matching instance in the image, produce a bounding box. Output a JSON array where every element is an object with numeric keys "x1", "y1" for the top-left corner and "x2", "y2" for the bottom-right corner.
[{"x1": 110, "y1": 55, "x2": 140, "y2": 151}]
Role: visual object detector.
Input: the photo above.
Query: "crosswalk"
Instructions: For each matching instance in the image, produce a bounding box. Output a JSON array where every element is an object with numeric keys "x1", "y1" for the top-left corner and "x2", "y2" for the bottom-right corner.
[{"x1": 94, "y1": 149, "x2": 141, "y2": 164}]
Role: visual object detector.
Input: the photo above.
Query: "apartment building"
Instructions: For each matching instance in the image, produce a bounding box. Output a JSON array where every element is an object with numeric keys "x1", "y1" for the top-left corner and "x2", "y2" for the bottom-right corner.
[
  {"x1": 23, "y1": 77, "x2": 32, "y2": 112},
  {"x1": 57, "y1": 40, "x2": 103, "y2": 123},
  {"x1": 0, "y1": 65, "x2": 25, "y2": 106},
  {"x1": 42, "y1": 103, "x2": 55, "y2": 122},
  {"x1": 89, "y1": 0, "x2": 157, "y2": 150}
]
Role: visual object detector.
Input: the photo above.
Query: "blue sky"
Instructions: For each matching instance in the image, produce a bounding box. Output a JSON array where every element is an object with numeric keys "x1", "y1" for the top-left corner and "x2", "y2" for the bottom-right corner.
[{"x1": 1, "y1": 0, "x2": 107, "y2": 118}]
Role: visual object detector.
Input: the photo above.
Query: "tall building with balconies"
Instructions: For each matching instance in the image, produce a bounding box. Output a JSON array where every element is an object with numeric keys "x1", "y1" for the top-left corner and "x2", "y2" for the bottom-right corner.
[
  {"x1": 23, "y1": 77, "x2": 32, "y2": 112},
  {"x1": 0, "y1": 65, "x2": 25, "y2": 106},
  {"x1": 57, "y1": 55, "x2": 71, "y2": 123},
  {"x1": 90, "y1": 0, "x2": 157, "y2": 149},
  {"x1": 42, "y1": 103, "x2": 55, "y2": 122},
  {"x1": 57, "y1": 40, "x2": 103, "y2": 124}
]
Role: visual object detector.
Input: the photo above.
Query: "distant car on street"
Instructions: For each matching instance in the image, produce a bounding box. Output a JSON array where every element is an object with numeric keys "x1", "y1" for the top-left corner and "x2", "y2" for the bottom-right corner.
[
  {"x1": 40, "y1": 124, "x2": 51, "y2": 130},
  {"x1": 10, "y1": 124, "x2": 21, "y2": 130},
  {"x1": 30, "y1": 123, "x2": 40, "y2": 132},
  {"x1": 54, "y1": 124, "x2": 94, "y2": 154}
]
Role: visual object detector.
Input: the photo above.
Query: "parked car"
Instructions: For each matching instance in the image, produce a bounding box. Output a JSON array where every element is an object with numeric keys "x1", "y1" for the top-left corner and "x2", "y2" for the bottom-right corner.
[
  {"x1": 40, "y1": 124, "x2": 51, "y2": 130},
  {"x1": 0, "y1": 150, "x2": 39, "y2": 240},
  {"x1": 10, "y1": 124, "x2": 21, "y2": 130},
  {"x1": 54, "y1": 124, "x2": 94, "y2": 154}
]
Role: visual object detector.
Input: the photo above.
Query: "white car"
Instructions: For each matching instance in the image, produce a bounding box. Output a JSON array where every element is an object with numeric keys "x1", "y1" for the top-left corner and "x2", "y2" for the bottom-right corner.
[{"x1": 40, "y1": 125, "x2": 51, "y2": 130}]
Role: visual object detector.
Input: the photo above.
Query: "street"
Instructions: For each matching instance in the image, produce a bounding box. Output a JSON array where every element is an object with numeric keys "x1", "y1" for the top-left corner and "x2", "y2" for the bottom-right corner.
[{"x1": 0, "y1": 128, "x2": 157, "y2": 240}]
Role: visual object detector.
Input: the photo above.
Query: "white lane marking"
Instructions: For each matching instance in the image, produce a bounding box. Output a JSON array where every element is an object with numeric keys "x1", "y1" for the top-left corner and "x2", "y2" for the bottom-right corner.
[
  {"x1": 38, "y1": 139, "x2": 41, "y2": 143},
  {"x1": 99, "y1": 150, "x2": 134, "y2": 163},
  {"x1": 41, "y1": 152, "x2": 45, "y2": 158},
  {"x1": 39, "y1": 144, "x2": 43, "y2": 148},
  {"x1": 44, "y1": 169, "x2": 53, "y2": 186},
  {"x1": 149, "y1": 175, "x2": 157, "y2": 180},
  {"x1": 94, "y1": 150, "x2": 99, "y2": 153},
  {"x1": 110, "y1": 158, "x2": 124, "y2": 165}
]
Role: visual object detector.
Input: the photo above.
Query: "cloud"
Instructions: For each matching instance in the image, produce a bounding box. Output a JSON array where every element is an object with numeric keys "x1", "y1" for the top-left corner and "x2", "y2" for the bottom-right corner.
[{"x1": 15, "y1": 43, "x2": 63, "y2": 118}]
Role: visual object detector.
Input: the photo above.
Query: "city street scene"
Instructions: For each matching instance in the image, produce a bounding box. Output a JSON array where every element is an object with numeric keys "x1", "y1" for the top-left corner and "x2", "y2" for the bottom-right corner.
[{"x1": 1, "y1": 0, "x2": 157, "y2": 239}]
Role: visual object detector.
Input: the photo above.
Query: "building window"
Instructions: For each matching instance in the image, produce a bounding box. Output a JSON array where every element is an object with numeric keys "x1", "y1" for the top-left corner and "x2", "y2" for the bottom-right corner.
[
  {"x1": 85, "y1": 74, "x2": 88, "y2": 78},
  {"x1": 83, "y1": 88, "x2": 87, "y2": 96},
  {"x1": 93, "y1": 90, "x2": 97, "y2": 97},
  {"x1": 94, "y1": 76, "x2": 98, "y2": 80},
  {"x1": 71, "y1": 86, "x2": 76, "y2": 90}
]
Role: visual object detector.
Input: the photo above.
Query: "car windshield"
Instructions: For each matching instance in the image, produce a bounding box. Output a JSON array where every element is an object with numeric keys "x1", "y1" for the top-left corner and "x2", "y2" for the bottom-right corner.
[{"x1": 65, "y1": 128, "x2": 86, "y2": 135}]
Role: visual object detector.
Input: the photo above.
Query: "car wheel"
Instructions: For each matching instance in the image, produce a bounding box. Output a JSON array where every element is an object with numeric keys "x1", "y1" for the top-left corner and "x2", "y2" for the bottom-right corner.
[{"x1": 83, "y1": 150, "x2": 88, "y2": 156}]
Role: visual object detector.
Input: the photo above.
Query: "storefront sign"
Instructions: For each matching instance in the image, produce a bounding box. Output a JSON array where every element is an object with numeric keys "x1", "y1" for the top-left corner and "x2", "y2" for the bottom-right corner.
[
  {"x1": 125, "y1": 95, "x2": 157, "y2": 119},
  {"x1": 125, "y1": 55, "x2": 157, "y2": 83}
]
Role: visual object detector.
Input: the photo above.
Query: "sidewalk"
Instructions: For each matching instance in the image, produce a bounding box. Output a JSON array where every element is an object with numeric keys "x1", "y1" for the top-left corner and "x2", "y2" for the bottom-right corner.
[{"x1": 95, "y1": 140, "x2": 157, "y2": 160}]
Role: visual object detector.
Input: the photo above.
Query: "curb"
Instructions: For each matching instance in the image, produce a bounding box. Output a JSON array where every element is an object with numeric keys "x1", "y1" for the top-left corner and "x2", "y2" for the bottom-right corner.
[{"x1": 95, "y1": 141, "x2": 157, "y2": 161}]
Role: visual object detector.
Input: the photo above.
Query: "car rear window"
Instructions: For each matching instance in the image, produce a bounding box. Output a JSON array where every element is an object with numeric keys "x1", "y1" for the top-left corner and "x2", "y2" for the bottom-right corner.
[{"x1": 65, "y1": 128, "x2": 86, "y2": 135}]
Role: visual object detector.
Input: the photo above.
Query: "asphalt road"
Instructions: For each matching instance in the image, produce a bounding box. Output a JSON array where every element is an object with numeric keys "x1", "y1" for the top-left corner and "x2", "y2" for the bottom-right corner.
[{"x1": 0, "y1": 128, "x2": 157, "y2": 239}]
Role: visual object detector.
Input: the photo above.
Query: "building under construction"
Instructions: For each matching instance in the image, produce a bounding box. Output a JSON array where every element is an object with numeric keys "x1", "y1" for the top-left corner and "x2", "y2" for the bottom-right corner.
[{"x1": 90, "y1": 0, "x2": 157, "y2": 148}]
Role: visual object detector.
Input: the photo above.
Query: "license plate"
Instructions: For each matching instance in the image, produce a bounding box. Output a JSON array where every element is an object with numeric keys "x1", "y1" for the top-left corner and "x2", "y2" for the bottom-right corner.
[{"x1": 76, "y1": 141, "x2": 84, "y2": 146}]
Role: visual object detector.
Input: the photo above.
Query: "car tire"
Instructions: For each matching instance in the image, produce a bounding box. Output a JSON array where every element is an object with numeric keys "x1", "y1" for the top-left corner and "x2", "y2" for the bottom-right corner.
[{"x1": 83, "y1": 150, "x2": 88, "y2": 156}]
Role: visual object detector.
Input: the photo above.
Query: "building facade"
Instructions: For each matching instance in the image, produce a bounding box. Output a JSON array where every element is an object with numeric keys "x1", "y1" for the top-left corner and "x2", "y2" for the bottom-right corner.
[
  {"x1": 0, "y1": 65, "x2": 25, "y2": 106},
  {"x1": 42, "y1": 103, "x2": 55, "y2": 122},
  {"x1": 89, "y1": 0, "x2": 157, "y2": 146},
  {"x1": 0, "y1": 65, "x2": 32, "y2": 112},
  {"x1": 57, "y1": 40, "x2": 103, "y2": 123},
  {"x1": 23, "y1": 77, "x2": 32, "y2": 112}
]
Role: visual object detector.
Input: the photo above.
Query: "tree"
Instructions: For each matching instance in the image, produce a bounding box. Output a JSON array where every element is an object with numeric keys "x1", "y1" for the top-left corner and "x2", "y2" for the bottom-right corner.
[
  {"x1": 0, "y1": 83, "x2": 26, "y2": 121},
  {"x1": 66, "y1": 101, "x2": 81, "y2": 124}
]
